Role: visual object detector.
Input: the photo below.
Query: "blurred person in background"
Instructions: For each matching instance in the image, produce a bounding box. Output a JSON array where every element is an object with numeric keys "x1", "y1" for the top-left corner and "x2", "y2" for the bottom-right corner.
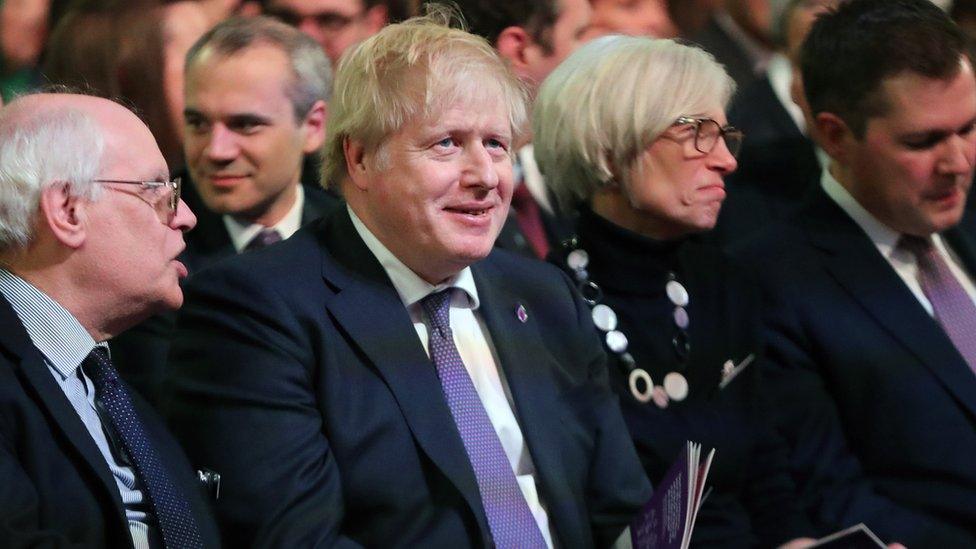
[
  {"x1": 693, "y1": 0, "x2": 780, "y2": 90},
  {"x1": 263, "y1": 0, "x2": 414, "y2": 66},
  {"x1": 712, "y1": 0, "x2": 836, "y2": 248},
  {"x1": 586, "y1": 0, "x2": 678, "y2": 39},
  {"x1": 535, "y1": 35, "x2": 821, "y2": 548},
  {"x1": 43, "y1": 0, "x2": 212, "y2": 173}
]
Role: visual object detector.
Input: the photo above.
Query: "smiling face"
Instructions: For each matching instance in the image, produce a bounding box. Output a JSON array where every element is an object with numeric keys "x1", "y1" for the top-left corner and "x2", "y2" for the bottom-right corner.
[
  {"x1": 183, "y1": 43, "x2": 324, "y2": 226},
  {"x1": 831, "y1": 60, "x2": 976, "y2": 236},
  {"x1": 597, "y1": 107, "x2": 737, "y2": 239},
  {"x1": 347, "y1": 98, "x2": 514, "y2": 284}
]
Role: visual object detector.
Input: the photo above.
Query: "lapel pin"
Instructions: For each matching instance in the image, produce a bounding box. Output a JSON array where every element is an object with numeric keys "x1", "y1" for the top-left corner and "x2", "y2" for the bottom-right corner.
[{"x1": 516, "y1": 304, "x2": 528, "y2": 323}]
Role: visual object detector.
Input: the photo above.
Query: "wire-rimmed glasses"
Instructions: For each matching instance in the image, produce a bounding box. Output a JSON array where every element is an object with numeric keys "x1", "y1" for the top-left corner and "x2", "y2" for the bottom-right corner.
[{"x1": 93, "y1": 177, "x2": 181, "y2": 223}]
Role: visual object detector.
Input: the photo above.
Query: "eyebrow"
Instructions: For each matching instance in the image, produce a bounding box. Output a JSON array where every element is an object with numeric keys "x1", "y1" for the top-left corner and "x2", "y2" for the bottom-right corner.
[{"x1": 901, "y1": 117, "x2": 976, "y2": 141}]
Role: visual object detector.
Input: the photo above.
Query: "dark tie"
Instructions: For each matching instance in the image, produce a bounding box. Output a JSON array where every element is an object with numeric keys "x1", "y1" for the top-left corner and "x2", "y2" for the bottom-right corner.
[
  {"x1": 511, "y1": 183, "x2": 550, "y2": 260},
  {"x1": 83, "y1": 348, "x2": 203, "y2": 549},
  {"x1": 420, "y1": 290, "x2": 547, "y2": 548},
  {"x1": 900, "y1": 235, "x2": 976, "y2": 371},
  {"x1": 244, "y1": 228, "x2": 283, "y2": 252}
]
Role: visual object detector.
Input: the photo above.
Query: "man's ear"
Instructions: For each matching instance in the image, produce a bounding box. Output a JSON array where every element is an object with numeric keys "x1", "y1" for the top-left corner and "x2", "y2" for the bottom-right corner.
[
  {"x1": 38, "y1": 182, "x2": 87, "y2": 249},
  {"x1": 343, "y1": 137, "x2": 370, "y2": 191},
  {"x1": 814, "y1": 111, "x2": 855, "y2": 165},
  {"x1": 301, "y1": 100, "x2": 328, "y2": 154},
  {"x1": 495, "y1": 26, "x2": 533, "y2": 80}
]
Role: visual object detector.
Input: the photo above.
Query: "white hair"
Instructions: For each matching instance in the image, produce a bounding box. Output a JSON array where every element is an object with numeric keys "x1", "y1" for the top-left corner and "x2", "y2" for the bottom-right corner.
[
  {"x1": 0, "y1": 100, "x2": 104, "y2": 251},
  {"x1": 532, "y1": 35, "x2": 735, "y2": 210}
]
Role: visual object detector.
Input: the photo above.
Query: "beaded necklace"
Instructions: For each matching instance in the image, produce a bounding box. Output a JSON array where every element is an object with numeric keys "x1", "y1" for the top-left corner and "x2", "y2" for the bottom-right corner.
[{"x1": 564, "y1": 237, "x2": 692, "y2": 409}]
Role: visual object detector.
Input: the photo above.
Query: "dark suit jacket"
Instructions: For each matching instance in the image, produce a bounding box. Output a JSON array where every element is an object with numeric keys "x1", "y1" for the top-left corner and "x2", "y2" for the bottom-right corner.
[
  {"x1": 711, "y1": 75, "x2": 821, "y2": 250},
  {"x1": 165, "y1": 208, "x2": 652, "y2": 548},
  {"x1": 735, "y1": 187, "x2": 976, "y2": 547},
  {"x1": 111, "y1": 178, "x2": 341, "y2": 406},
  {"x1": 692, "y1": 15, "x2": 761, "y2": 92},
  {"x1": 0, "y1": 295, "x2": 220, "y2": 548}
]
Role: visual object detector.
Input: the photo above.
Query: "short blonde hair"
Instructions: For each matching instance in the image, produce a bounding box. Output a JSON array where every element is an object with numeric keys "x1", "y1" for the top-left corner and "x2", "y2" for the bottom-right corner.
[
  {"x1": 532, "y1": 35, "x2": 735, "y2": 210},
  {"x1": 322, "y1": 8, "x2": 529, "y2": 190}
]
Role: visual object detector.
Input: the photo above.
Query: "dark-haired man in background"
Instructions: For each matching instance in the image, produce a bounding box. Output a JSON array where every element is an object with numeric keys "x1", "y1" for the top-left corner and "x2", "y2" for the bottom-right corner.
[{"x1": 738, "y1": 0, "x2": 976, "y2": 546}]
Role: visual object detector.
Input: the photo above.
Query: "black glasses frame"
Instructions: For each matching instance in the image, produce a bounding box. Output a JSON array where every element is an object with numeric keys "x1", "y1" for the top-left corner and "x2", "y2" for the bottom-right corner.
[{"x1": 673, "y1": 116, "x2": 744, "y2": 158}]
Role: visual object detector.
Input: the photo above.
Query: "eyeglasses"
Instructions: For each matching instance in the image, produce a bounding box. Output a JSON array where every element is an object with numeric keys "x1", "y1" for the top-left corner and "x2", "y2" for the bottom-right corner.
[
  {"x1": 264, "y1": 6, "x2": 364, "y2": 34},
  {"x1": 93, "y1": 178, "x2": 181, "y2": 223},
  {"x1": 673, "y1": 116, "x2": 744, "y2": 158}
]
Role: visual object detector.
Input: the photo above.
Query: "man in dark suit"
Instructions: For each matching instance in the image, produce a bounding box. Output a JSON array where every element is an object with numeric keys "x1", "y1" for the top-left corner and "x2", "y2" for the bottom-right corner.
[
  {"x1": 737, "y1": 1, "x2": 976, "y2": 546},
  {"x1": 111, "y1": 17, "x2": 341, "y2": 403},
  {"x1": 0, "y1": 93, "x2": 219, "y2": 548},
  {"x1": 166, "y1": 13, "x2": 651, "y2": 548}
]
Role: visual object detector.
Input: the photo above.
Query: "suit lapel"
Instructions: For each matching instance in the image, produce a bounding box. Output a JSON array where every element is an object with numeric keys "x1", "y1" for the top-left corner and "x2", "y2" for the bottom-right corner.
[
  {"x1": 473, "y1": 259, "x2": 585, "y2": 546},
  {"x1": 314, "y1": 212, "x2": 490, "y2": 537},
  {"x1": 803, "y1": 192, "x2": 976, "y2": 418},
  {"x1": 0, "y1": 298, "x2": 128, "y2": 526}
]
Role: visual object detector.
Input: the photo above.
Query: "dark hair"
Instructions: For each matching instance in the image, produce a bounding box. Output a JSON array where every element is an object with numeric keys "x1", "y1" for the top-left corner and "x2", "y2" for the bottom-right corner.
[
  {"x1": 428, "y1": 0, "x2": 559, "y2": 53},
  {"x1": 801, "y1": 0, "x2": 969, "y2": 137}
]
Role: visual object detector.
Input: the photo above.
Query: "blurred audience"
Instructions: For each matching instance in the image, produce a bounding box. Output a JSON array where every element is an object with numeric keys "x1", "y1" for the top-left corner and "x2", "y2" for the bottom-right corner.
[
  {"x1": 693, "y1": 0, "x2": 779, "y2": 90},
  {"x1": 43, "y1": 0, "x2": 211, "y2": 172},
  {"x1": 586, "y1": 0, "x2": 678, "y2": 39},
  {"x1": 263, "y1": 0, "x2": 414, "y2": 66}
]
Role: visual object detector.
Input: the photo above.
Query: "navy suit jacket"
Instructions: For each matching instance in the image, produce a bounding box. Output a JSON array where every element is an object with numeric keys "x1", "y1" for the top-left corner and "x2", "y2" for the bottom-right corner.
[
  {"x1": 735, "y1": 188, "x2": 976, "y2": 547},
  {"x1": 0, "y1": 296, "x2": 220, "y2": 548},
  {"x1": 165, "y1": 208, "x2": 651, "y2": 548}
]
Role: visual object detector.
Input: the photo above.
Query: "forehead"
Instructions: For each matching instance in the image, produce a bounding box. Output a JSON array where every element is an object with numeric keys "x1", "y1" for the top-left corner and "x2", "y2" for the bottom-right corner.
[
  {"x1": 268, "y1": 0, "x2": 363, "y2": 13},
  {"x1": 100, "y1": 110, "x2": 168, "y2": 178},
  {"x1": 871, "y1": 62, "x2": 976, "y2": 133},
  {"x1": 186, "y1": 45, "x2": 295, "y2": 109}
]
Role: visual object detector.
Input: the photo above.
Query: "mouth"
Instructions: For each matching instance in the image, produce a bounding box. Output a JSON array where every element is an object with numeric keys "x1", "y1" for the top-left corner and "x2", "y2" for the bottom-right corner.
[
  {"x1": 207, "y1": 174, "x2": 249, "y2": 187},
  {"x1": 173, "y1": 259, "x2": 188, "y2": 279},
  {"x1": 444, "y1": 204, "x2": 495, "y2": 217}
]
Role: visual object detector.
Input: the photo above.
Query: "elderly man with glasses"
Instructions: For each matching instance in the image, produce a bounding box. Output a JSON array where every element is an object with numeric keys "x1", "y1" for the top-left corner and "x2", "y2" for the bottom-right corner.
[{"x1": 0, "y1": 93, "x2": 220, "y2": 548}]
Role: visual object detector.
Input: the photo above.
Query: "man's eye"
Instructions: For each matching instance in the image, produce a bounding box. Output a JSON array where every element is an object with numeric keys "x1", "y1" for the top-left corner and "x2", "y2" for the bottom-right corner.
[{"x1": 434, "y1": 137, "x2": 457, "y2": 149}]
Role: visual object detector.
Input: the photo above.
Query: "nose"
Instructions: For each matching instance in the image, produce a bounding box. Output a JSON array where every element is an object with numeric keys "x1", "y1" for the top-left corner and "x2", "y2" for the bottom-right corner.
[
  {"x1": 204, "y1": 124, "x2": 239, "y2": 162},
  {"x1": 708, "y1": 137, "x2": 738, "y2": 176},
  {"x1": 461, "y1": 143, "x2": 500, "y2": 190},
  {"x1": 937, "y1": 133, "x2": 975, "y2": 175},
  {"x1": 171, "y1": 198, "x2": 197, "y2": 232}
]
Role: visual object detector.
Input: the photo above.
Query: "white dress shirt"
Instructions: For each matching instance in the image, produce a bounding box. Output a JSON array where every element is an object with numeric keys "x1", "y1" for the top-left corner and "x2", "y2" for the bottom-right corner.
[
  {"x1": 223, "y1": 184, "x2": 305, "y2": 252},
  {"x1": 348, "y1": 206, "x2": 555, "y2": 548},
  {"x1": 822, "y1": 168, "x2": 976, "y2": 315}
]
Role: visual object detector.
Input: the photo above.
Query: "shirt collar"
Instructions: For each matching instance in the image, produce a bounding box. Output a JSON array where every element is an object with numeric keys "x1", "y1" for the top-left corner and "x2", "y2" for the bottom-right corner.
[
  {"x1": 0, "y1": 269, "x2": 97, "y2": 379},
  {"x1": 765, "y1": 53, "x2": 806, "y2": 134},
  {"x1": 821, "y1": 165, "x2": 902, "y2": 257},
  {"x1": 346, "y1": 204, "x2": 480, "y2": 310},
  {"x1": 224, "y1": 184, "x2": 305, "y2": 252}
]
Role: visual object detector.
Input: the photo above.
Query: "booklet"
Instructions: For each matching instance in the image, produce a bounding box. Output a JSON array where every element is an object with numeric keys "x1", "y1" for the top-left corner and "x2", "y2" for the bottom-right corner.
[
  {"x1": 631, "y1": 441, "x2": 715, "y2": 549},
  {"x1": 810, "y1": 523, "x2": 886, "y2": 549}
]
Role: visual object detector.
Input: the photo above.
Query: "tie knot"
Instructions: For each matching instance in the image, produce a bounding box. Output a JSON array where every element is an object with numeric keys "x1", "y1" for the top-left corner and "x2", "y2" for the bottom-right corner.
[
  {"x1": 420, "y1": 289, "x2": 453, "y2": 334},
  {"x1": 899, "y1": 234, "x2": 935, "y2": 259},
  {"x1": 82, "y1": 346, "x2": 119, "y2": 391},
  {"x1": 511, "y1": 183, "x2": 533, "y2": 208},
  {"x1": 245, "y1": 228, "x2": 283, "y2": 251}
]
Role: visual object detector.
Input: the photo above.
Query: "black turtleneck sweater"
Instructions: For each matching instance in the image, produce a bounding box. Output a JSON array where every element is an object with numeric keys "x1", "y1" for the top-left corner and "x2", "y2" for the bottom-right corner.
[{"x1": 560, "y1": 207, "x2": 814, "y2": 548}]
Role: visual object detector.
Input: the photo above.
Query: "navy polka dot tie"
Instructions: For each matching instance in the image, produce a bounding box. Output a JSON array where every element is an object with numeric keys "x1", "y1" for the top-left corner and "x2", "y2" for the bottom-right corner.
[
  {"x1": 83, "y1": 347, "x2": 203, "y2": 549},
  {"x1": 420, "y1": 290, "x2": 547, "y2": 548},
  {"x1": 244, "y1": 228, "x2": 283, "y2": 252}
]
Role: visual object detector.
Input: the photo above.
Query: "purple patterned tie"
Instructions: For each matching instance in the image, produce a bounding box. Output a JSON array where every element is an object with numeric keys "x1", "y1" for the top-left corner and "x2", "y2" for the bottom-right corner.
[
  {"x1": 900, "y1": 235, "x2": 976, "y2": 371},
  {"x1": 83, "y1": 348, "x2": 204, "y2": 549},
  {"x1": 244, "y1": 228, "x2": 282, "y2": 252},
  {"x1": 420, "y1": 290, "x2": 547, "y2": 548}
]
